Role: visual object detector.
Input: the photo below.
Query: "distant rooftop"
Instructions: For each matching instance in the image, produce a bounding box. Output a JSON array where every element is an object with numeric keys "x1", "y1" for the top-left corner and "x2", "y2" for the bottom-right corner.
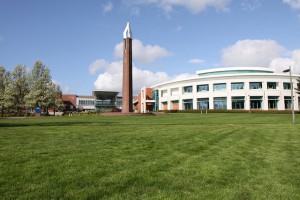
[
  {"x1": 196, "y1": 67, "x2": 274, "y2": 77},
  {"x1": 92, "y1": 90, "x2": 119, "y2": 100}
]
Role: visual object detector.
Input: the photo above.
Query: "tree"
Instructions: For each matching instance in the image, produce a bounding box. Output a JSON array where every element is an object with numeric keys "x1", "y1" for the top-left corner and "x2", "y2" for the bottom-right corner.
[
  {"x1": 48, "y1": 83, "x2": 65, "y2": 115},
  {"x1": 25, "y1": 61, "x2": 52, "y2": 112},
  {"x1": 2, "y1": 71, "x2": 14, "y2": 116},
  {"x1": 0, "y1": 66, "x2": 6, "y2": 116},
  {"x1": 1, "y1": 61, "x2": 63, "y2": 116},
  {"x1": 10, "y1": 65, "x2": 29, "y2": 116}
]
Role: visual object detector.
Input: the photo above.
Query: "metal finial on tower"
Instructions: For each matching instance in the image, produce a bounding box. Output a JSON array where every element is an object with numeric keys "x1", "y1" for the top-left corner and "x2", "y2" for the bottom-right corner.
[{"x1": 123, "y1": 22, "x2": 132, "y2": 39}]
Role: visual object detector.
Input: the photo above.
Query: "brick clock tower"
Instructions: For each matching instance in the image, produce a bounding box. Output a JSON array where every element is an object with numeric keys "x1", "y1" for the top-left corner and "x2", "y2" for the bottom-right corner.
[{"x1": 122, "y1": 22, "x2": 133, "y2": 113}]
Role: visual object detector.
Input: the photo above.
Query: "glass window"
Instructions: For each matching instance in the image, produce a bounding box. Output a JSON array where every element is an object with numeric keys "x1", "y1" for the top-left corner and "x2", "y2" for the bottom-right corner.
[
  {"x1": 250, "y1": 96, "x2": 263, "y2": 109},
  {"x1": 283, "y1": 82, "x2": 291, "y2": 90},
  {"x1": 267, "y1": 82, "x2": 277, "y2": 89},
  {"x1": 284, "y1": 96, "x2": 292, "y2": 109},
  {"x1": 268, "y1": 96, "x2": 279, "y2": 109},
  {"x1": 214, "y1": 97, "x2": 227, "y2": 109},
  {"x1": 197, "y1": 84, "x2": 209, "y2": 92},
  {"x1": 197, "y1": 98, "x2": 209, "y2": 110},
  {"x1": 250, "y1": 82, "x2": 262, "y2": 89},
  {"x1": 183, "y1": 86, "x2": 193, "y2": 93},
  {"x1": 231, "y1": 82, "x2": 244, "y2": 90},
  {"x1": 232, "y1": 96, "x2": 245, "y2": 109},
  {"x1": 183, "y1": 99, "x2": 193, "y2": 110},
  {"x1": 213, "y1": 83, "x2": 226, "y2": 91}
]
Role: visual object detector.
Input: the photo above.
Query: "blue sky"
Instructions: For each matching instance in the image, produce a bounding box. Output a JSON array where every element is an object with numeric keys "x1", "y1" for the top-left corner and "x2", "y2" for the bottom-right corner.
[{"x1": 1, "y1": 0, "x2": 300, "y2": 95}]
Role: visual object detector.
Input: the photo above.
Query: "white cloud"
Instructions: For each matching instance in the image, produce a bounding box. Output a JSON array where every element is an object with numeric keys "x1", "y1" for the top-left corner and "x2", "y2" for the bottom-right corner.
[
  {"x1": 270, "y1": 49, "x2": 300, "y2": 74},
  {"x1": 103, "y1": 1, "x2": 113, "y2": 13},
  {"x1": 91, "y1": 39, "x2": 175, "y2": 94},
  {"x1": 92, "y1": 59, "x2": 195, "y2": 94},
  {"x1": 221, "y1": 39, "x2": 285, "y2": 67},
  {"x1": 269, "y1": 58, "x2": 295, "y2": 73},
  {"x1": 241, "y1": 0, "x2": 261, "y2": 11},
  {"x1": 221, "y1": 39, "x2": 300, "y2": 74},
  {"x1": 283, "y1": 0, "x2": 300, "y2": 9},
  {"x1": 123, "y1": 0, "x2": 231, "y2": 14},
  {"x1": 189, "y1": 58, "x2": 205, "y2": 65},
  {"x1": 89, "y1": 59, "x2": 109, "y2": 74},
  {"x1": 114, "y1": 39, "x2": 171, "y2": 65}
]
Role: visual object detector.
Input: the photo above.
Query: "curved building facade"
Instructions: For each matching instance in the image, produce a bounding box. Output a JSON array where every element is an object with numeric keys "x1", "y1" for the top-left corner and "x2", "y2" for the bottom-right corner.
[{"x1": 150, "y1": 67, "x2": 300, "y2": 111}]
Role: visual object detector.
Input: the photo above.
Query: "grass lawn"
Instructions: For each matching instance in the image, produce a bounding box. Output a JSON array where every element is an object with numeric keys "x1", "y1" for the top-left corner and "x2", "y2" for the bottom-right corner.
[{"x1": 0, "y1": 113, "x2": 300, "y2": 199}]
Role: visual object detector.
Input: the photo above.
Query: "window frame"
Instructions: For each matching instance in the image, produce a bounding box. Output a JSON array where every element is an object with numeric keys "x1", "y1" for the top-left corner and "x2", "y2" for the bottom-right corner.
[
  {"x1": 183, "y1": 86, "x2": 193, "y2": 93},
  {"x1": 249, "y1": 82, "x2": 262, "y2": 90},
  {"x1": 213, "y1": 83, "x2": 227, "y2": 91},
  {"x1": 197, "y1": 84, "x2": 209, "y2": 92}
]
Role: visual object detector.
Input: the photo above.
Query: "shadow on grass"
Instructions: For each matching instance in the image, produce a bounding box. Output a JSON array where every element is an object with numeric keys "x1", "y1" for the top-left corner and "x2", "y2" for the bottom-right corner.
[{"x1": 0, "y1": 121, "x2": 117, "y2": 128}]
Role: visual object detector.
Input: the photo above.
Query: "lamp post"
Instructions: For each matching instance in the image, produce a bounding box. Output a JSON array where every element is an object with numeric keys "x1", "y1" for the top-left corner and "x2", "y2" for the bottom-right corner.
[{"x1": 283, "y1": 66, "x2": 295, "y2": 124}]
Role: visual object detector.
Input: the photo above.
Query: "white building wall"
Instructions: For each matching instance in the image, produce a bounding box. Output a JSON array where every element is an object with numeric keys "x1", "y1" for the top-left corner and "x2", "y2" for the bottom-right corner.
[
  {"x1": 153, "y1": 72, "x2": 299, "y2": 111},
  {"x1": 77, "y1": 97, "x2": 96, "y2": 110}
]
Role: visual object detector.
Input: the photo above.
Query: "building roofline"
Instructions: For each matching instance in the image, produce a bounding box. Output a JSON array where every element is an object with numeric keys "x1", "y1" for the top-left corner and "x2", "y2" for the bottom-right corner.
[
  {"x1": 151, "y1": 71, "x2": 299, "y2": 89},
  {"x1": 196, "y1": 67, "x2": 274, "y2": 75}
]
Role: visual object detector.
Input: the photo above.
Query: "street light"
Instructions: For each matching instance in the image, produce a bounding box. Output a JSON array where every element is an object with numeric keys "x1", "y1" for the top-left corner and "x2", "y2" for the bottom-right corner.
[{"x1": 283, "y1": 66, "x2": 295, "y2": 124}]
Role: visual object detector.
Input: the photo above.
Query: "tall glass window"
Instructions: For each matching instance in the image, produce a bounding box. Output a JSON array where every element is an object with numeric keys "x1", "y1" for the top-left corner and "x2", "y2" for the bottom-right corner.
[
  {"x1": 284, "y1": 96, "x2": 292, "y2": 109},
  {"x1": 267, "y1": 82, "x2": 277, "y2": 89},
  {"x1": 250, "y1": 82, "x2": 262, "y2": 89},
  {"x1": 232, "y1": 96, "x2": 245, "y2": 109},
  {"x1": 213, "y1": 83, "x2": 226, "y2": 91},
  {"x1": 183, "y1": 86, "x2": 193, "y2": 93},
  {"x1": 214, "y1": 97, "x2": 227, "y2": 109},
  {"x1": 183, "y1": 99, "x2": 193, "y2": 110},
  {"x1": 197, "y1": 98, "x2": 209, "y2": 110},
  {"x1": 283, "y1": 82, "x2": 291, "y2": 90},
  {"x1": 231, "y1": 82, "x2": 244, "y2": 90},
  {"x1": 250, "y1": 96, "x2": 263, "y2": 109},
  {"x1": 268, "y1": 96, "x2": 279, "y2": 109},
  {"x1": 197, "y1": 84, "x2": 209, "y2": 92}
]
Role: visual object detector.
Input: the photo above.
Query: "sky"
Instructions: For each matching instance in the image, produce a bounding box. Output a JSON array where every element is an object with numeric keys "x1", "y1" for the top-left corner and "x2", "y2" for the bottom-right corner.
[{"x1": 1, "y1": 0, "x2": 300, "y2": 95}]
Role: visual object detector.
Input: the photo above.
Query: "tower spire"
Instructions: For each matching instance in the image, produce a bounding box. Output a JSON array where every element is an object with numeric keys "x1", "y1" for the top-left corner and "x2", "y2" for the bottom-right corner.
[
  {"x1": 123, "y1": 22, "x2": 132, "y2": 39},
  {"x1": 122, "y1": 22, "x2": 133, "y2": 113}
]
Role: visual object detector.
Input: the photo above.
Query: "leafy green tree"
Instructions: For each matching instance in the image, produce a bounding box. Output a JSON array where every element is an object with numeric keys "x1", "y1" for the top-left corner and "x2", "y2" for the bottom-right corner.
[
  {"x1": 10, "y1": 65, "x2": 29, "y2": 116},
  {"x1": 1, "y1": 61, "x2": 63, "y2": 116},
  {"x1": 26, "y1": 61, "x2": 52, "y2": 112},
  {"x1": 2, "y1": 71, "x2": 14, "y2": 116},
  {"x1": 48, "y1": 83, "x2": 65, "y2": 115},
  {"x1": 0, "y1": 66, "x2": 6, "y2": 116}
]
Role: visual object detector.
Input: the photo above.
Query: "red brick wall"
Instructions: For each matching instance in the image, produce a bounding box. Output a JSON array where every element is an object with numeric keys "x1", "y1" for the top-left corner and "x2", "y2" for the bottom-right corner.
[{"x1": 62, "y1": 94, "x2": 77, "y2": 111}]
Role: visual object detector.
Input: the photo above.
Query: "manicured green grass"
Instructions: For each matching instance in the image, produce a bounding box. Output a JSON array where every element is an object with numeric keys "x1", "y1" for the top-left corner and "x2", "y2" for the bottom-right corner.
[{"x1": 1, "y1": 113, "x2": 300, "y2": 199}]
